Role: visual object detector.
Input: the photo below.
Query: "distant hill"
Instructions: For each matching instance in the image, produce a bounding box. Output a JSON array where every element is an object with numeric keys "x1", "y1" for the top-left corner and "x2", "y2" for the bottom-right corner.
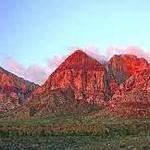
[{"x1": 0, "y1": 67, "x2": 38, "y2": 113}]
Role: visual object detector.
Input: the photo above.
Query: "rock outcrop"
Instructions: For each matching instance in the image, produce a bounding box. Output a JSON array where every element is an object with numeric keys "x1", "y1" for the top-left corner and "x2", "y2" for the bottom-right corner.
[
  {"x1": 108, "y1": 54, "x2": 149, "y2": 84},
  {"x1": 109, "y1": 69, "x2": 150, "y2": 117},
  {"x1": 2, "y1": 50, "x2": 150, "y2": 118},
  {"x1": 32, "y1": 50, "x2": 110, "y2": 105},
  {"x1": 0, "y1": 67, "x2": 38, "y2": 113},
  {"x1": 22, "y1": 87, "x2": 98, "y2": 117}
]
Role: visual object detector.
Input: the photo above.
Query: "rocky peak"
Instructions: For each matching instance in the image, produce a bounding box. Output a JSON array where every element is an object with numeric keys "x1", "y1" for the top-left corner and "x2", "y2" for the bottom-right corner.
[
  {"x1": 32, "y1": 50, "x2": 109, "y2": 105},
  {"x1": 0, "y1": 66, "x2": 38, "y2": 113},
  {"x1": 109, "y1": 68, "x2": 150, "y2": 118},
  {"x1": 108, "y1": 54, "x2": 149, "y2": 84},
  {"x1": 56, "y1": 49, "x2": 104, "y2": 71}
]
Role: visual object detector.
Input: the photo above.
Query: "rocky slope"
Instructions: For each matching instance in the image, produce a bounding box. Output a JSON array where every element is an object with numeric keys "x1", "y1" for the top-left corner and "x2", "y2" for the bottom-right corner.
[
  {"x1": 17, "y1": 50, "x2": 108, "y2": 116},
  {"x1": 0, "y1": 67, "x2": 38, "y2": 113},
  {"x1": 13, "y1": 87, "x2": 98, "y2": 118},
  {"x1": 22, "y1": 51, "x2": 150, "y2": 117},
  {"x1": 2, "y1": 50, "x2": 150, "y2": 118},
  {"x1": 108, "y1": 54, "x2": 149, "y2": 84},
  {"x1": 109, "y1": 69, "x2": 150, "y2": 117},
  {"x1": 32, "y1": 50, "x2": 111, "y2": 105},
  {"x1": 107, "y1": 54, "x2": 150, "y2": 117}
]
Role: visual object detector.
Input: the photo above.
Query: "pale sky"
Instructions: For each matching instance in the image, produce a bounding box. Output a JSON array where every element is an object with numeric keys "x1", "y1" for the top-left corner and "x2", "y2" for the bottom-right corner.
[{"x1": 0, "y1": 0, "x2": 150, "y2": 84}]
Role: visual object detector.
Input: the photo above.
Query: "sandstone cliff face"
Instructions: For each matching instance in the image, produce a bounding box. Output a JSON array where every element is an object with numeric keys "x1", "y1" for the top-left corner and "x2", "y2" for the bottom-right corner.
[
  {"x1": 3, "y1": 50, "x2": 150, "y2": 118},
  {"x1": 0, "y1": 67, "x2": 37, "y2": 113},
  {"x1": 108, "y1": 54, "x2": 149, "y2": 84},
  {"x1": 109, "y1": 69, "x2": 150, "y2": 117},
  {"x1": 29, "y1": 51, "x2": 150, "y2": 117},
  {"x1": 108, "y1": 55, "x2": 150, "y2": 117},
  {"x1": 33, "y1": 50, "x2": 110, "y2": 105},
  {"x1": 18, "y1": 50, "x2": 110, "y2": 117}
]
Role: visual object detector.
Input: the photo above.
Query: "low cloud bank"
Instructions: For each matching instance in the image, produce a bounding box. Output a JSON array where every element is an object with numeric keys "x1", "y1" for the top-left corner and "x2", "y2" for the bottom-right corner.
[{"x1": 2, "y1": 46, "x2": 150, "y2": 85}]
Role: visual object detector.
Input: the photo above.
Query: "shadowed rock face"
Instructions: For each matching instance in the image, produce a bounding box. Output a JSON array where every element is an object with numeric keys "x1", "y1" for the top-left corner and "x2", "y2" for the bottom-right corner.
[
  {"x1": 32, "y1": 50, "x2": 110, "y2": 105},
  {"x1": 109, "y1": 69, "x2": 150, "y2": 118},
  {"x1": 29, "y1": 88, "x2": 99, "y2": 116},
  {"x1": 0, "y1": 67, "x2": 38, "y2": 113},
  {"x1": 9, "y1": 87, "x2": 98, "y2": 118},
  {"x1": 107, "y1": 55, "x2": 150, "y2": 117}
]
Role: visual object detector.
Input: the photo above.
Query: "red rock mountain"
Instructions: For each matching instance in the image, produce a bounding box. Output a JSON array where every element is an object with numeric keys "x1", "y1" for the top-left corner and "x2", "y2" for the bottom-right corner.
[
  {"x1": 109, "y1": 69, "x2": 150, "y2": 117},
  {"x1": 107, "y1": 54, "x2": 150, "y2": 117},
  {"x1": 24, "y1": 51, "x2": 150, "y2": 117},
  {"x1": 2, "y1": 50, "x2": 150, "y2": 118},
  {"x1": 108, "y1": 54, "x2": 149, "y2": 84},
  {"x1": 0, "y1": 67, "x2": 38, "y2": 113},
  {"x1": 33, "y1": 50, "x2": 110, "y2": 105},
  {"x1": 18, "y1": 50, "x2": 109, "y2": 116}
]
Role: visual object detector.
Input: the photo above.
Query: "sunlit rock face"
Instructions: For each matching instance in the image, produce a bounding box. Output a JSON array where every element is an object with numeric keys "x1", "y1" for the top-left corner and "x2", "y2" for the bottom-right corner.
[
  {"x1": 109, "y1": 69, "x2": 150, "y2": 118},
  {"x1": 18, "y1": 50, "x2": 112, "y2": 117},
  {"x1": 0, "y1": 67, "x2": 38, "y2": 113},
  {"x1": 32, "y1": 50, "x2": 110, "y2": 105},
  {"x1": 108, "y1": 54, "x2": 149, "y2": 84},
  {"x1": 107, "y1": 54, "x2": 150, "y2": 117},
  {"x1": 5, "y1": 50, "x2": 150, "y2": 118}
]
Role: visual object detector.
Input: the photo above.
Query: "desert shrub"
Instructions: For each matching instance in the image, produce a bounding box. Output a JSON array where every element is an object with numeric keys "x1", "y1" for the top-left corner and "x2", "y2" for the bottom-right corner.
[{"x1": 29, "y1": 107, "x2": 37, "y2": 116}]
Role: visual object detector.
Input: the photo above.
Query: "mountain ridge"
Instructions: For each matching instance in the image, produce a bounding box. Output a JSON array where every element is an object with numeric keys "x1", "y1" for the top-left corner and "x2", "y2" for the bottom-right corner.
[
  {"x1": 0, "y1": 66, "x2": 38, "y2": 113},
  {"x1": 1, "y1": 50, "x2": 150, "y2": 118}
]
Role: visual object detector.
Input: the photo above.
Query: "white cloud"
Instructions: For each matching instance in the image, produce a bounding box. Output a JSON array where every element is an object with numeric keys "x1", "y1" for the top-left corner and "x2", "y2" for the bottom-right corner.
[
  {"x1": 1, "y1": 46, "x2": 150, "y2": 85},
  {"x1": 2, "y1": 57, "x2": 49, "y2": 85},
  {"x1": 106, "y1": 45, "x2": 150, "y2": 61}
]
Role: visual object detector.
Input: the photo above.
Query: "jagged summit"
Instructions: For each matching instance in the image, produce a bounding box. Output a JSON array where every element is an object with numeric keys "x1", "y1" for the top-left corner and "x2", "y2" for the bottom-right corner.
[
  {"x1": 111, "y1": 54, "x2": 149, "y2": 62},
  {"x1": 31, "y1": 49, "x2": 109, "y2": 105},
  {"x1": 55, "y1": 50, "x2": 104, "y2": 71},
  {"x1": 108, "y1": 54, "x2": 149, "y2": 84},
  {"x1": 71, "y1": 49, "x2": 87, "y2": 56}
]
